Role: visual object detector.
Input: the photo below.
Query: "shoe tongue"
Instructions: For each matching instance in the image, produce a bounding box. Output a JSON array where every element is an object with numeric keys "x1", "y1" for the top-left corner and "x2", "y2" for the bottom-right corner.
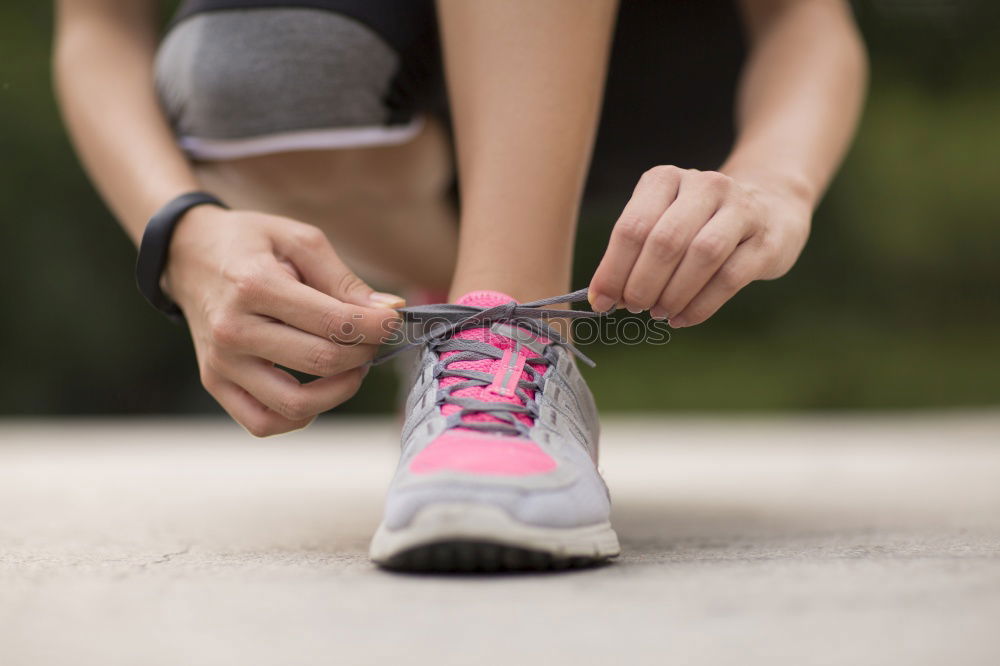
[
  {"x1": 441, "y1": 290, "x2": 542, "y2": 430},
  {"x1": 455, "y1": 290, "x2": 517, "y2": 309},
  {"x1": 450, "y1": 288, "x2": 521, "y2": 366}
]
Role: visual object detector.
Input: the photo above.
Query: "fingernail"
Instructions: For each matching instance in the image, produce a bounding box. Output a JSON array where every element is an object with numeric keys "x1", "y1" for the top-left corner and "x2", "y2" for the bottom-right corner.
[
  {"x1": 369, "y1": 292, "x2": 406, "y2": 308},
  {"x1": 650, "y1": 307, "x2": 668, "y2": 320},
  {"x1": 668, "y1": 317, "x2": 687, "y2": 328},
  {"x1": 589, "y1": 292, "x2": 615, "y2": 313},
  {"x1": 626, "y1": 305, "x2": 642, "y2": 314}
]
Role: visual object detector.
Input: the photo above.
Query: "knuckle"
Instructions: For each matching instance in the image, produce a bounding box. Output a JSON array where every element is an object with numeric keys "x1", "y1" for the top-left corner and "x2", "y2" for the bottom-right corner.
[
  {"x1": 733, "y1": 195, "x2": 758, "y2": 216},
  {"x1": 335, "y1": 270, "x2": 366, "y2": 299},
  {"x1": 230, "y1": 268, "x2": 266, "y2": 304},
  {"x1": 614, "y1": 214, "x2": 652, "y2": 245},
  {"x1": 648, "y1": 228, "x2": 683, "y2": 257},
  {"x1": 700, "y1": 170, "x2": 731, "y2": 192},
  {"x1": 320, "y1": 306, "x2": 349, "y2": 341},
  {"x1": 198, "y1": 365, "x2": 219, "y2": 392},
  {"x1": 294, "y1": 225, "x2": 328, "y2": 249},
  {"x1": 690, "y1": 232, "x2": 729, "y2": 262},
  {"x1": 307, "y1": 342, "x2": 340, "y2": 375},
  {"x1": 207, "y1": 315, "x2": 240, "y2": 347},
  {"x1": 641, "y1": 165, "x2": 681, "y2": 188},
  {"x1": 717, "y1": 264, "x2": 747, "y2": 290},
  {"x1": 757, "y1": 236, "x2": 782, "y2": 259},
  {"x1": 278, "y1": 392, "x2": 313, "y2": 422}
]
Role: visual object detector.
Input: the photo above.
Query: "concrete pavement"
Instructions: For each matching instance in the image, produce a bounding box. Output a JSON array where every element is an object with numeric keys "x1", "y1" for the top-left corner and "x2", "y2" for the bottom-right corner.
[{"x1": 1, "y1": 413, "x2": 998, "y2": 665}]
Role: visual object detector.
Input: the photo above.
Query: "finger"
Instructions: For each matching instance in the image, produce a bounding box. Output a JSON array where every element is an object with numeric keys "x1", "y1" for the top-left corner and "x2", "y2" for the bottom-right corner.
[
  {"x1": 273, "y1": 224, "x2": 405, "y2": 309},
  {"x1": 223, "y1": 316, "x2": 378, "y2": 377},
  {"x1": 239, "y1": 266, "x2": 400, "y2": 344},
  {"x1": 204, "y1": 375, "x2": 314, "y2": 438},
  {"x1": 620, "y1": 175, "x2": 728, "y2": 312},
  {"x1": 651, "y1": 207, "x2": 752, "y2": 319},
  {"x1": 589, "y1": 166, "x2": 682, "y2": 312},
  {"x1": 668, "y1": 243, "x2": 764, "y2": 328},
  {"x1": 219, "y1": 358, "x2": 367, "y2": 422}
]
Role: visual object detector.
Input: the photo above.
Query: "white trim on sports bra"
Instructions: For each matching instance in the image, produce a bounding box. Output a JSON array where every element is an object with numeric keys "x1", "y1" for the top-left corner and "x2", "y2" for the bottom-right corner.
[{"x1": 178, "y1": 116, "x2": 424, "y2": 160}]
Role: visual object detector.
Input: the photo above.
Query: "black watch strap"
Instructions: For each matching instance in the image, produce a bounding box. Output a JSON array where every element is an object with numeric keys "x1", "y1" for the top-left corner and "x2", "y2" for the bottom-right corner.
[{"x1": 135, "y1": 191, "x2": 227, "y2": 323}]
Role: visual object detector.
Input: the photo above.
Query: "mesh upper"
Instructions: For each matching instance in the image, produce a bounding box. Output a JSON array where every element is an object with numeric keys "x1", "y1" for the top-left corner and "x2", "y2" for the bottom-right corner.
[{"x1": 438, "y1": 291, "x2": 549, "y2": 428}]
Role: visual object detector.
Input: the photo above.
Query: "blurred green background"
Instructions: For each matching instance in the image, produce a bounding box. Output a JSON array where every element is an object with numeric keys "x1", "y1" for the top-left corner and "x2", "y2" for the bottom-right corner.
[{"x1": 1, "y1": 1, "x2": 997, "y2": 415}]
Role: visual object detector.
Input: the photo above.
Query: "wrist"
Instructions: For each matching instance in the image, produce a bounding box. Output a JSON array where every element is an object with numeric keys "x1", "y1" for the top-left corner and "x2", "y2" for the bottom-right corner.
[
  {"x1": 162, "y1": 204, "x2": 228, "y2": 306},
  {"x1": 720, "y1": 161, "x2": 817, "y2": 212},
  {"x1": 136, "y1": 192, "x2": 228, "y2": 321}
]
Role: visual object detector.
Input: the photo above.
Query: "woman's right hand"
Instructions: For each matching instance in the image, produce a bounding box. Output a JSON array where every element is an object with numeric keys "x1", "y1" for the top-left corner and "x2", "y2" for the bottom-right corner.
[{"x1": 163, "y1": 206, "x2": 404, "y2": 437}]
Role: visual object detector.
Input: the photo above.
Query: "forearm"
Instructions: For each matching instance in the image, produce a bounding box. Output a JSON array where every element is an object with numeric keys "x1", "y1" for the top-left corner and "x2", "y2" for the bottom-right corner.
[
  {"x1": 722, "y1": 0, "x2": 868, "y2": 208},
  {"x1": 53, "y1": 1, "x2": 200, "y2": 244},
  {"x1": 437, "y1": 0, "x2": 618, "y2": 300}
]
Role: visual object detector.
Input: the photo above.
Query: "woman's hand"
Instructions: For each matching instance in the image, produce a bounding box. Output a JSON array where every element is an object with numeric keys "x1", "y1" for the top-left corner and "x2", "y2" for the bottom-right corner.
[
  {"x1": 164, "y1": 206, "x2": 404, "y2": 437},
  {"x1": 588, "y1": 166, "x2": 812, "y2": 327}
]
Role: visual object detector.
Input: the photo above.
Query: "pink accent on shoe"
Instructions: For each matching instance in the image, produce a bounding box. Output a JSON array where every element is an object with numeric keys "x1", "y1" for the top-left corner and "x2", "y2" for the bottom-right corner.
[
  {"x1": 454, "y1": 290, "x2": 516, "y2": 309},
  {"x1": 438, "y1": 291, "x2": 549, "y2": 429},
  {"x1": 409, "y1": 430, "x2": 557, "y2": 476},
  {"x1": 486, "y1": 346, "x2": 528, "y2": 398}
]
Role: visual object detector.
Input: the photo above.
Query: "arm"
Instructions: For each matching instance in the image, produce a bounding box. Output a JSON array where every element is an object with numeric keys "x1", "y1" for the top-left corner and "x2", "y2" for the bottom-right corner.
[
  {"x1": 53, "y1": 0, "x2": 197, "y2": 241},
  {"x1": 588, "y1": 0, "x2": 867, "y2": 326},
  {"x1": 723, "y1": 0, "x2": 867, "y2": 208},
  {"x1": 53, "y1": 0, "x2": 401, "y2": 435}
]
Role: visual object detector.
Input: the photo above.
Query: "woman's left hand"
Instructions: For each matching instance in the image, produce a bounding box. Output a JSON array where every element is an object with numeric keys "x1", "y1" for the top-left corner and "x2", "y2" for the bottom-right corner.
[{"x1": 588, "y1": 165, "x2": 813, "y2": 327}]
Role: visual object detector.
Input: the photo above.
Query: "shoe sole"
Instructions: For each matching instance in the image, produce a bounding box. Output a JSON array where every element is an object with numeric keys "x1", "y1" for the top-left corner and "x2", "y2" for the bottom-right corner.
[{"x1": 369, "y1": 503, "x2": 620, "y2": 572}]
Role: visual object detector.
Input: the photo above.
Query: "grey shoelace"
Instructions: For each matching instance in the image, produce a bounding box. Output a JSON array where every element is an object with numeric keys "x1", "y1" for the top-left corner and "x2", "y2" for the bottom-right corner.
[{"x1": 373, "y1": 288, "x2": 603, "y2": 436}]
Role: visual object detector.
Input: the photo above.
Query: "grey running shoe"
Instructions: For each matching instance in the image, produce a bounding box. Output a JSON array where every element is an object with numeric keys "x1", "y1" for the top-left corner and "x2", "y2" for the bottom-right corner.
[{"x1": 369, "y1": 290, "x2": 620, "y2": 572}]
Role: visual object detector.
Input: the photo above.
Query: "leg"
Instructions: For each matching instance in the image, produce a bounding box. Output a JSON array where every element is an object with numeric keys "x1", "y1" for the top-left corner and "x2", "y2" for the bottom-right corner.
[
  {"x1": 437, "y1": 0, "x2": 618, "y2": 302},
  {"x1": 366, "y1": 3, "x2": 620, "y2": 571}
]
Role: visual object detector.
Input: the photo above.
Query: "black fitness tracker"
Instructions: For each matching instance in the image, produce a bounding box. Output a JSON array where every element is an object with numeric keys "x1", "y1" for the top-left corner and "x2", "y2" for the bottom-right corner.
[{"x1": 135, "y1": 191, "x2": 228, "y2": 323}]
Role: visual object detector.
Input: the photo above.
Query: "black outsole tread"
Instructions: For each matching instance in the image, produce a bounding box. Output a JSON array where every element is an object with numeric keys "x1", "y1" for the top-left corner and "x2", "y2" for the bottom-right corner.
[{"x1": 379, "y1": 540, "x2": 608, "y2": 573}]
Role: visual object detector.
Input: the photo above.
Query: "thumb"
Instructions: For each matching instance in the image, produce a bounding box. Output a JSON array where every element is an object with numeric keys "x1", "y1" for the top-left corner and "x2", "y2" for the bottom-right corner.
[{"x1": 276, "y1": 227, "x2": 406, "y2": 309}]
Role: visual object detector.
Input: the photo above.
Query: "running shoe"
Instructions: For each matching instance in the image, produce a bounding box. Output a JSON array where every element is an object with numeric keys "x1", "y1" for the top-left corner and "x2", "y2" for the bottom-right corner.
[{"x1": 369, "y1": 289, "x2": 620, "y2": 572}]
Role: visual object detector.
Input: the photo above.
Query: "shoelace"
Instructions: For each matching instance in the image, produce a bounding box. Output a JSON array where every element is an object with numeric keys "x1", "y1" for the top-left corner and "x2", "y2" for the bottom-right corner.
[{"x1": 372, "y1": 288, "x2": 603, "y2": 436}]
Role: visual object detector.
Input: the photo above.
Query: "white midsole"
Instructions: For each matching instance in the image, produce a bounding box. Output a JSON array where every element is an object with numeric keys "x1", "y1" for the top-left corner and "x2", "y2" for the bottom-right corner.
[{"x1": 369, "y1": 503, "x2": 621, "y2": 562}]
